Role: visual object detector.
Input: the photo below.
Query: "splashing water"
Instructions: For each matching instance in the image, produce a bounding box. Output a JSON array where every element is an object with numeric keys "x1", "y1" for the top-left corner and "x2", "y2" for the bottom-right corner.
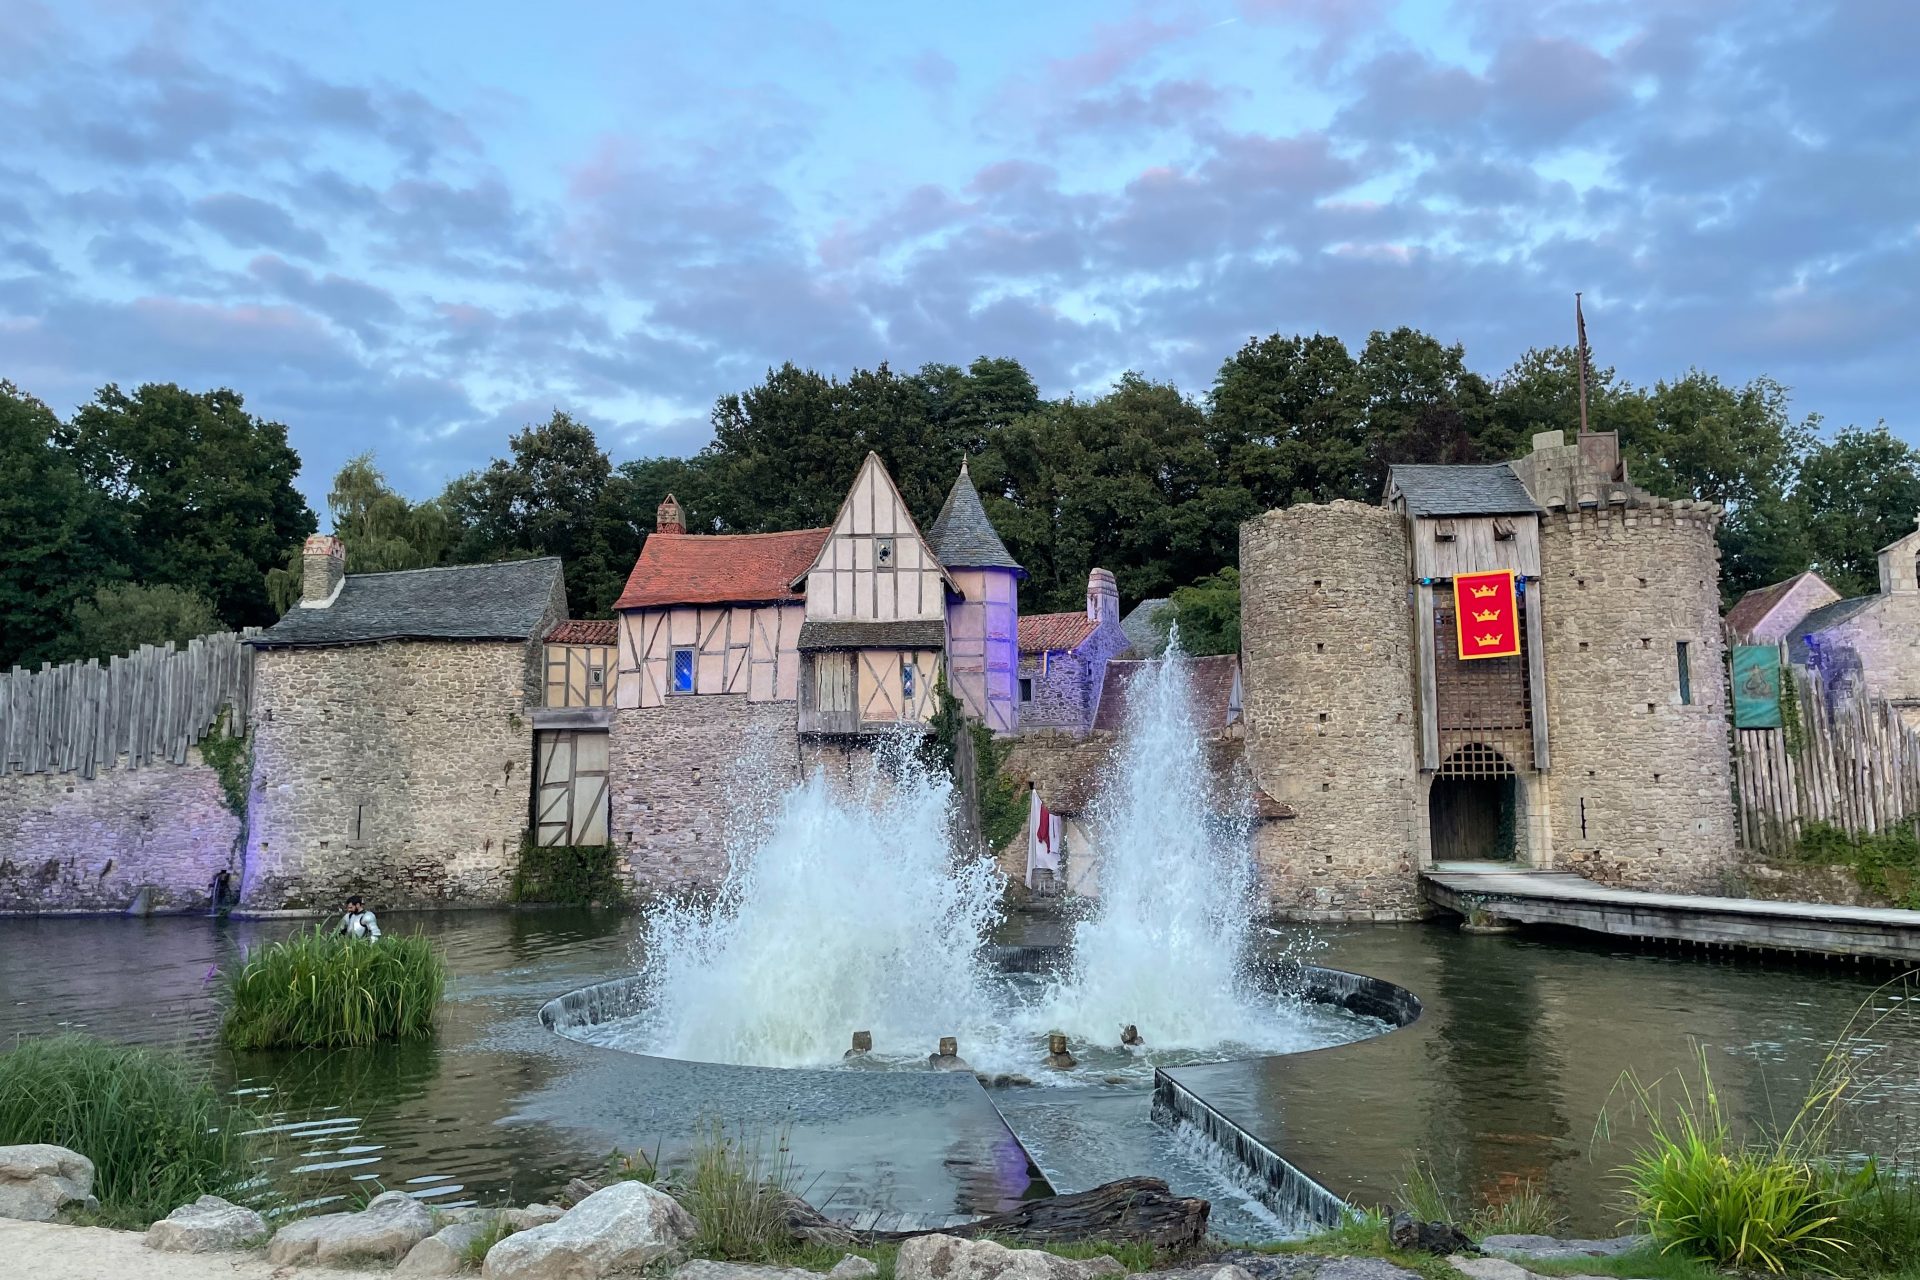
[
  {"x1": 1028, "y1": 632, "x2": 1275, "y2": 1052},
  {"x1": 633, "y1": 738, "x2": 1007, "y2": 1068}
]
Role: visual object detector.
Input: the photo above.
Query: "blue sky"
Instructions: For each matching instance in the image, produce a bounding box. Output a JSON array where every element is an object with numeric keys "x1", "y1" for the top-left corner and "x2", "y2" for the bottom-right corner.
[{"x1": 3, "y1": 0, "x2": 1916, "y2": 505}]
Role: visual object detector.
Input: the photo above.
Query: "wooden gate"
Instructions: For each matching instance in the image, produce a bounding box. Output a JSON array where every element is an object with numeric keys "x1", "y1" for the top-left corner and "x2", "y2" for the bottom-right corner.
[{"x1": 534, "y1": 730, "x2": 610, "y2": 846}]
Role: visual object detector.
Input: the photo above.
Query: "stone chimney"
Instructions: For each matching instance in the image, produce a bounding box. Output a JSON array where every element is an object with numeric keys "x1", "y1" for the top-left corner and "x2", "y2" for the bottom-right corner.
[
  {"x1": 1087, "y1": 567, "x2": 1119, "y2": 624},
  {"x1": 656, "y1": 493, "x2": 685, "y2": 536},
  {"x1": 301, "y1": 534, "x2": 345, "y2": 605}
]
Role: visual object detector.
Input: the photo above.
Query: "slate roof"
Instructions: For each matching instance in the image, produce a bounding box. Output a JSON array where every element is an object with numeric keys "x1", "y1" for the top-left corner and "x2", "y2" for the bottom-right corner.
[
  {"x1": 797, "y1": 619, "x2": 948, "y2": 650},
  {"x1": 1092, "y1": 655, "x2": 1242, "y2": 734},
  {"x1": 1785, "y1": 594, "x2": 1881, "y2": 661},
  {"x1": 1388, "y1": 463, "x2": 1543, "y2": 517},
  {"x1": 614, "y1": 528, "x2": 829, "y2": 610},
  {"x1": 928, "y1": 461, "x2": 1022, "y2": 572},
  {"x1": 547, "y1": 619, "x2": 616, "y2": 645},
  {"x1": 1726, "y1": 571, "x2": 1825, "y2": 639},
  {"x1": 1018, "y1": 611, "x2": 1099, "y2": 653},
  {"x1": 1120, "y1": 598, "x2": 1171, "y2": 657},
  {"x1": 252, "y1": 558, "x2": 563, "y2": 648}
]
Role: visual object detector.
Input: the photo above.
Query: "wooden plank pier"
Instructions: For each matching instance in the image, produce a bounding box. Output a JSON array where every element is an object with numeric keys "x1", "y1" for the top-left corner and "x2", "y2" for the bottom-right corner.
[{"x1": 1422, "y1": 865, "x2": 1920, "y2": 964}]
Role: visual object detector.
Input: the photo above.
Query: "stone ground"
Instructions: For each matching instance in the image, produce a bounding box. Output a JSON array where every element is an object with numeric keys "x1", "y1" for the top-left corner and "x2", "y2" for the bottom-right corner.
[{"x1": 0, "y1": 1218, "x2": 392, "y2": 1280}]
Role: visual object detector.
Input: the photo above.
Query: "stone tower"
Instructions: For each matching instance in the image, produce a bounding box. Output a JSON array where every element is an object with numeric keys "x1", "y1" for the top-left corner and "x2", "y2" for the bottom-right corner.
[{"x1": 929, "y1": 460, "x2": 1023, "y2": 733}]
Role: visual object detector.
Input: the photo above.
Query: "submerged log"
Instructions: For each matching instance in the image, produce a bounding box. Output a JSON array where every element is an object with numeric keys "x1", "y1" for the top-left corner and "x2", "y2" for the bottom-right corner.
[{"x1": 786, "y1": 1177, "x2": 1210, "y2": 1251}]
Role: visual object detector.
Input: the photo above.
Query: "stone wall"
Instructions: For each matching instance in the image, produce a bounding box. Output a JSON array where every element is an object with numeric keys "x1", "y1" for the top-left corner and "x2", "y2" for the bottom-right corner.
[
  {"x1": 606, "y1": 695, "x2": 801, "y2": 894},
  {"x1": 1535, "y1": 502, "x2": 1737, "y2": 891},
  {"x1": 0, "y1": 747, "x2": 241, "y2": 913},
  {"x1": 1810, "y1": 591, "x2": 1920, "y2": 714},
  {"x1": 244, "y1": 640, "x2": 535, "y2": 910},
  {"x1": 1018, "y1": 650, "x2": 1096, "y2": 732},
  {"x1": 1240, "y1": 501, "x2": 1426, "y2": 919}
]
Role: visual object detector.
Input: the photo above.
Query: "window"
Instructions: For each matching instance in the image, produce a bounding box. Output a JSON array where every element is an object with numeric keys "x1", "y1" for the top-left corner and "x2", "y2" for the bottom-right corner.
[
  {"x1": 875, "y1": 536, "x2": 894, "y2": 565},
  {"x1": 587, "y1": 666, "x2": 605, "y2": 690},
  {"x1": 1676, "y1": 641, "x2": 1692, "y2": 705},
  {"x1": 671, "y1": 647, "x2": 695, "y2": 694},
  {"x1": 1019, "y1": 677, "x2": 1033, "y2": 702},
  {"x1": 901, "y1": 661, "x2": 916, "y2": 701}
]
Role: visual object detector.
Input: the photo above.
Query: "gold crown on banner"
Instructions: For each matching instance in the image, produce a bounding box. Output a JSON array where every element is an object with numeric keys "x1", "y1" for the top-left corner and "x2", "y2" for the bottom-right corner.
[
  {"x1": 1469, "y1": 583, "x2": 1500, "y2": 599},
  {"x1": 1474, "y1": 633, "x2": 1504, "y2": 647},
  {"x1": 1472, "y1": 608, "x2": 1501, "y2": 622}
]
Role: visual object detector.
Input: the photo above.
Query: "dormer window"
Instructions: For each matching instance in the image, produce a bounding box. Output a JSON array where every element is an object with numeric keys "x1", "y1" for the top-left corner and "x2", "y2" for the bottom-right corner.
[
  {"x1": 876, "y1": 537, "x2": 894, "y2": 566},
  {"x1": 1492, "y1": 518, "x2": 1516, "y2": 542},
  {"x1": 1433, "y1": 520, "x2": 1457, "y2": 543}
]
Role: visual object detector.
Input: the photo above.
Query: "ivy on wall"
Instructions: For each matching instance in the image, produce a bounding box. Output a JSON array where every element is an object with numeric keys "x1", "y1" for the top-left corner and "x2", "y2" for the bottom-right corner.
[
  {"x1": 1792, "y1": 819, "x2": 1920, "y2": 909},
  {"x1": 198, "y1": 709, "x2": 250, "y2": 820},
  {"x1": 511, "y1": 838, "x2": 629, "y2": 907}
]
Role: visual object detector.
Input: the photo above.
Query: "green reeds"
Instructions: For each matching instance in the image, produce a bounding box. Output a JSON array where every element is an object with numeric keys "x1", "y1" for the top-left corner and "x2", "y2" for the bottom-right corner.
[
  {"x1": 674, "y1": 1119, "x2": 799, "y2": 1262},
  {"x1": 220, "y1": 927, "x2": 446, "y2": 1050},
  {"x1": 0, "y1": 1035, "x2": 260, "y2": 1228}
]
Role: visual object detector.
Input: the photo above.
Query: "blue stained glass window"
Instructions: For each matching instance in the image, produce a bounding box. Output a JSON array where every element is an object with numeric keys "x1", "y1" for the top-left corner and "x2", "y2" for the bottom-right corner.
[
  {"x1": 672, "y1": 648, "x2": 695, "y2": 694},
  {"x1": 902, "y1": 662, "x2": 916, "y2": 701}
]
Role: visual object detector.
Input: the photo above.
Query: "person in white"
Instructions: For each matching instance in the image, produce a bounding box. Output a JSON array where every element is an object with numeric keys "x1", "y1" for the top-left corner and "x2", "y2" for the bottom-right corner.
[{"x1": 339, "y1": 894, "x2": 381, "y2": 939}]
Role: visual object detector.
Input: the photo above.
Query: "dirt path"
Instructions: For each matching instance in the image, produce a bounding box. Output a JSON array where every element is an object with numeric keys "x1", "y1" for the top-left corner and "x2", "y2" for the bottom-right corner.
[{"x1": 0, "y1": 1218, "x2": 392, "y2": 1280}]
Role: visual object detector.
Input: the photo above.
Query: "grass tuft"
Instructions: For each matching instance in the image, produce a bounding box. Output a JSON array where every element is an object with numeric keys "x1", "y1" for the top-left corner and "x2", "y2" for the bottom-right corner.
[
  {"x1": 671, "y1": 1119, "x2": 799, "y2": 1262},
  {"x1": 0, "y1": 1034, "x2": 260, "y2": 1228},
  {"x1": 220, "y1": 927, "x2": 446, "y2": 1050}
]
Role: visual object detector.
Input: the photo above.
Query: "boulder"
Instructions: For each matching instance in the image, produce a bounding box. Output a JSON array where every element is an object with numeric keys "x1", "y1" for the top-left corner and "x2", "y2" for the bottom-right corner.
[
  {"x1": 482, "y1": 1180, "x2": 696, "y2": 1280},
  {"x1": 397, "y1": 1219, "x2": 498, "y2": 1278},
  {"x1": 0, "y1": 1144, "x2": 96, "y2": 1222},
  {"x1": 144, "y1": 1194, "x2": 269, "y2": 1252},
  {"x1": 1479, "y1": 1235, "x2": 1646, "y2": 1261},
  {"x1": 895, "y1": 1234, "x2": 1123, "y2": 1280},
  {"x1": 1312, "y1": 1261, "x2": 1426, "y2": 1280},
  {"x1": 267, "y1": 1189, "x2": 436, "y2": 1266},
  {"x1": 672, "y1": 1262, "x2": 817, "y2": 1280},
  {"x1": 1445, "y1": 1258, "x2": 1533, "y2": 1280},
  {"x1": 828, "y1": 1255, "x2": 881, "y2": 1280},
  {"x1": 503, "y1": 1203, "x2": 567, "y2": 1231},
  {"x1": 1387, "y1": 1212, "x2": 1476, "y2": 1255}
]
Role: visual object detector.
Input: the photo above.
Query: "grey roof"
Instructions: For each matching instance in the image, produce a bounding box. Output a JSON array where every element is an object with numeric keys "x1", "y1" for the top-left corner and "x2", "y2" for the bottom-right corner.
[
  {"x1": 1388, "y1": 463, "x2": 1543, "y2": 517},
  {"x1": 1121, "y1": 598, "x2": 1171, "y2": 658},
  {"x1": 1785, "y1": 594, "x2": 1880, "y2": 661},
  {"x1": 797, "y1": 619, "x2": 948, "y2": 651},
  {"x1": 928, "y1": 462, "x2": 1022, "y2": 572},
  {"x1": 252, "y1": 557, "x2": 564, "y2": 648}
]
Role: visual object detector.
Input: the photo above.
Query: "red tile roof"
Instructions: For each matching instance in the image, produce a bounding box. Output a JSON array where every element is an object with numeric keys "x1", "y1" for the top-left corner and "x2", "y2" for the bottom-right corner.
[
  {"x1": 546, "y1": 619, "x2": 617, "y2": 645},
  {"x1": 1018, "y1": 611, "x2": 1099, "y2": 653},
  {"x1": 1725, "y1": 571, "x2": 1819, "y2": 638},
  {"x1": 1092, "y1": 655, "x2": 1241, "y2": 733},
  {"x1": 615, "y1": 528, "x2": 830, "y2": 610}
]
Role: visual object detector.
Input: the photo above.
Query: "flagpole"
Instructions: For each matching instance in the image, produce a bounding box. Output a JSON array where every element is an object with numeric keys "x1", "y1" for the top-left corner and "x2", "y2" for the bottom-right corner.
[{"x1": 1575, "y1": 291, "x2": 1590, "y2": 437}]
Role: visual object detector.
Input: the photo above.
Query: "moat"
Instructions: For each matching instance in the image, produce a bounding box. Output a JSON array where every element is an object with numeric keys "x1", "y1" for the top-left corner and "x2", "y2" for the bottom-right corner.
[{"x1": 3, "y1": 909, "x2": 1915, "y2": 1239}]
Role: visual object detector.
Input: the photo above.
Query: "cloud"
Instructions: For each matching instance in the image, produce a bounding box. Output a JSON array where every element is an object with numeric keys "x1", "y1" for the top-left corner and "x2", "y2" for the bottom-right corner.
[{"x1": 193, "y1": 193, "x2": 330, "y2": 259}]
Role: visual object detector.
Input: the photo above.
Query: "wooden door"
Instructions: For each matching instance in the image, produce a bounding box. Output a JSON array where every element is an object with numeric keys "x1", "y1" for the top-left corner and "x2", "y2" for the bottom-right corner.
[{"x1": 534, "y1": 730, "x2": 610, "y2": 846}]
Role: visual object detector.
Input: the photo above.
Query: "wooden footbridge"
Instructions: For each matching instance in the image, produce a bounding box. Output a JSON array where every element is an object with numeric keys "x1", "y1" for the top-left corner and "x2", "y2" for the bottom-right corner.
[{"x1": 1422, "y1": 864, "x2": 1920, "y2": 964}]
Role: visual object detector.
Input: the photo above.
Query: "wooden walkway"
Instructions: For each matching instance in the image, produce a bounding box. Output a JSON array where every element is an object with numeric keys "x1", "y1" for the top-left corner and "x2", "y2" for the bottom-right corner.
[{"x1": 1422, "y1": 864, "x2": 1920, "y2": 964}]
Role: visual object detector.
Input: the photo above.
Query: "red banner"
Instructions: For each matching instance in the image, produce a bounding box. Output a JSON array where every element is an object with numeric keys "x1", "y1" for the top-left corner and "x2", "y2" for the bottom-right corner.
[{"x1": 1453, "y1": 570, "x2": 1520, "y2": 660}]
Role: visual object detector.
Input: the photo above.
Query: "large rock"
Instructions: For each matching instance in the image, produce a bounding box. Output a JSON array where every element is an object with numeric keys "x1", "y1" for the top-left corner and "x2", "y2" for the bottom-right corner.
[
  {"x1": 1479, "y1": 1235, "x2": 1646, "y2": 1261},
  {"x1": 144, "y1": 1194, "x2": 269, "y2": 1252},
  {"x1": 267, "y1": 1189, "x2": 436, "y2": 1266},
  {"x1": 672, "y1": 1262, "x2": 818, "y2": 1280},
  {"x1": 1446, "y1": 1258, "x2": 1533, "y2": 1280},
  {"x1": 397, "y1": 1219, "x2": 499, "y2": 1278},
  {"x1": 503, "y1": 1203, "x2": 567, "y2": 1231},
  {"x1": 482, "y1": 1180, "x2": 696, "y2": 1280},
  {"x1": 0, "y1": 1144, "x2": 95, "y2": 1222},
  {"x1": 828, "y1": 1255, "x2": 881, "y2": 1280},
  {"x1": 895, "y1": 1234, "x2": 1124, "y2": 1280}
]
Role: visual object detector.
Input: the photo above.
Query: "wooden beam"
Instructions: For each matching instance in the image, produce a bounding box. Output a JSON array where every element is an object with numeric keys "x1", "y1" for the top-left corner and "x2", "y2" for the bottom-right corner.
[
  {"x1": 1414, "y1": 582, "x2": 1439, "y2": 771},
  {"x1": 1525, "y1": 579, "x2": 1550, "y2": 771}
]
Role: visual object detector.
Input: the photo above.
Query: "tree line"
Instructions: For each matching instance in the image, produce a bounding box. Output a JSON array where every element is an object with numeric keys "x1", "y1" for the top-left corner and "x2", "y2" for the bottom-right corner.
[{"x1": 6, "y1": 326, "x2": 1918, "y2": 672}]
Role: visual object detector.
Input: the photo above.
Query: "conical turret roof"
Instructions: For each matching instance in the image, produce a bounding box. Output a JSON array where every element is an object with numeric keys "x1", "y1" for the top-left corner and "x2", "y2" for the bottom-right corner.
[{"x1": 929, "y1": 459, "x2": 1022, "y2": 572}]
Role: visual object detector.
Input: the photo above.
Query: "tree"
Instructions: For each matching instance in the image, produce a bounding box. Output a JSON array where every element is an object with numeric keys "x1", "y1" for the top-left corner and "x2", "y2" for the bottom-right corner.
[
  {"x1": 64, "y1": 583, "x2": 222, "y2": 660},
  {"x1": 1161, "y1": 567, "x2": 1240, "y2": 657},
  {"x1": 58, "y1": 383, "x2": 315, "y2": 628},
  {"x1": 266, "y1": 453, "x2": 458, "y2": 613},
  {"x1": 1796, "y1": 426, "x2": 1920, "y2": 597},
  {"x1": 1487, "y1": 345, "x2": 1653, "y2": 455},
  {"x1": 1208, "y1": 333, "x2": 1368, "y2": 509},
  {"x1": 1357, "y1": 327, "x2": 1496, "y2": 478},
  {"x1": 0, "y1": 383, "x2": 120, "y2": 670}
]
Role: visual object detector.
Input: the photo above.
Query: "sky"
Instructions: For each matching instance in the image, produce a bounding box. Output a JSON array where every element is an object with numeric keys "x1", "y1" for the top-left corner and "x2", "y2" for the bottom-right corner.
[{"x1": 3, "y1": 0, "x2": 1916, "y2": 506}]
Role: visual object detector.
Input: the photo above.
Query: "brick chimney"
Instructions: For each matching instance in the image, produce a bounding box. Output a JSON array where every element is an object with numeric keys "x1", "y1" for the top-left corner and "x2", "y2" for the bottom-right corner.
[
  {"x1": 1087, "y1": 567, "x2": 1119, "y2": 624},
  {"x1": 302, "y1": 534, "x2": 345, "y2": 605},
  {"x1": 656, "y1": 493, "x2": 685, "y2": 536}
]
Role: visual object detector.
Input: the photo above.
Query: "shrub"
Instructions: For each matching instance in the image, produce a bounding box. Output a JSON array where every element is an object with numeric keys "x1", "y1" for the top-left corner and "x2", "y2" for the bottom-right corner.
[
  {"x1": 511, "y1": 839, "x2": 629, "y2": 907},
  {"x1": 221, "y1": 927, "x2": 446, "y2": 1049},
  {"x1": 1790, "y1": 818, "x2": 1920, "y2": 908},
  {"x1": 671, "y1": 1121, "x2": 796, "y2": 1262},
  {"x1": 0, "y1": 1035, "x2": 259, "y2": 1228}
]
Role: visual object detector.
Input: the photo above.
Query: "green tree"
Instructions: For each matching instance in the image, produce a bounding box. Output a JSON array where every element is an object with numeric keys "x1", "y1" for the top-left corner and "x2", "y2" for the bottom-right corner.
[
  {"x1": 1488, "y1": 345, "x2": 1653, "y2": 453},
  {"x1": 1357, "y1": 327, "x2": 1497, "y2": 477},
  {"x1": 267, "y1": 453, "x2": 459, "y2": 613},
  {"x1": 58, "y1": 383, "x2": 314, "y2": 628},
  {"x1": 1208, "y1": 332, "x2": 1368, "y2": 509},
  {"x1": 65, "y1": 583, "x2": 222, "y2": 660},
  {"x1": 1796, "y1": 425, "x2": 1920, "y2": 597},
  {"x1": 0, "y1": 383, "x2": 121, "y2": 670},
  {"x1": 1161, "y1": 567, "x2": 1241, "y2": 657}
]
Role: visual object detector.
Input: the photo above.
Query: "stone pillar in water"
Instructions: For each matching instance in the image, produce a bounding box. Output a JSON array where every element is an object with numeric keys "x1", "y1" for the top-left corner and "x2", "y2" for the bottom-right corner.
[
  {"x1": 1044, "y1": 1033, "x2": 1076, "y2": 1070},
  {"x1": 928, "y1": 1036, "x2": 969, "y2": 1071},
  {"x1": 844, "y1": 1031, "x2": 873, "y2": 1059}
]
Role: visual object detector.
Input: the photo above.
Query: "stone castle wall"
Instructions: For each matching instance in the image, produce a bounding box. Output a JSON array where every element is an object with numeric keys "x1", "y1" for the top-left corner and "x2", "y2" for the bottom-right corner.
[
  {"x1": 607, "y1": 695, "x2": 801, "y2": 894},
  {"x1": 244, "y1": 640, "x2": 536, "y2": 910},
  {"x1": 1535, "y1": 502, "x2": 1736, "y2": 890},
  {"x1": 1018, "y1": 651, "x2": 1096, "y2": 732},
  {"x1": 0, "y1": 747, "x2": 241, "y2": 913},
  {"x1": 1809, "y1": 591, "x2": 1920, "y2": 713},
  {"x1": 1240, "y1": 501, "x2": 1426, "y2": 919}
]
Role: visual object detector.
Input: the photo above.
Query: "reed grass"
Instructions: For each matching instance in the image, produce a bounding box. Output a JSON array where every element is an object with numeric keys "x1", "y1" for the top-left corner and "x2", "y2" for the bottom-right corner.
[
  {"x1": 672, "y1": 1119, "x2": 799, "y2": 1262},
  {"x1": 0, "y1": 1035, "x2": 259, "y2": 1228},
  {"x1": 220, "y1": 926, "x2": 446, "y2": 1050}
]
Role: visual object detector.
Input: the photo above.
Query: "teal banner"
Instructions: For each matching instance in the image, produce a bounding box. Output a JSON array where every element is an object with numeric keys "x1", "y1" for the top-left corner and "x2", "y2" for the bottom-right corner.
[{"x1": 1733, "y1": 645, "x2": 1783, "y2": 729}]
